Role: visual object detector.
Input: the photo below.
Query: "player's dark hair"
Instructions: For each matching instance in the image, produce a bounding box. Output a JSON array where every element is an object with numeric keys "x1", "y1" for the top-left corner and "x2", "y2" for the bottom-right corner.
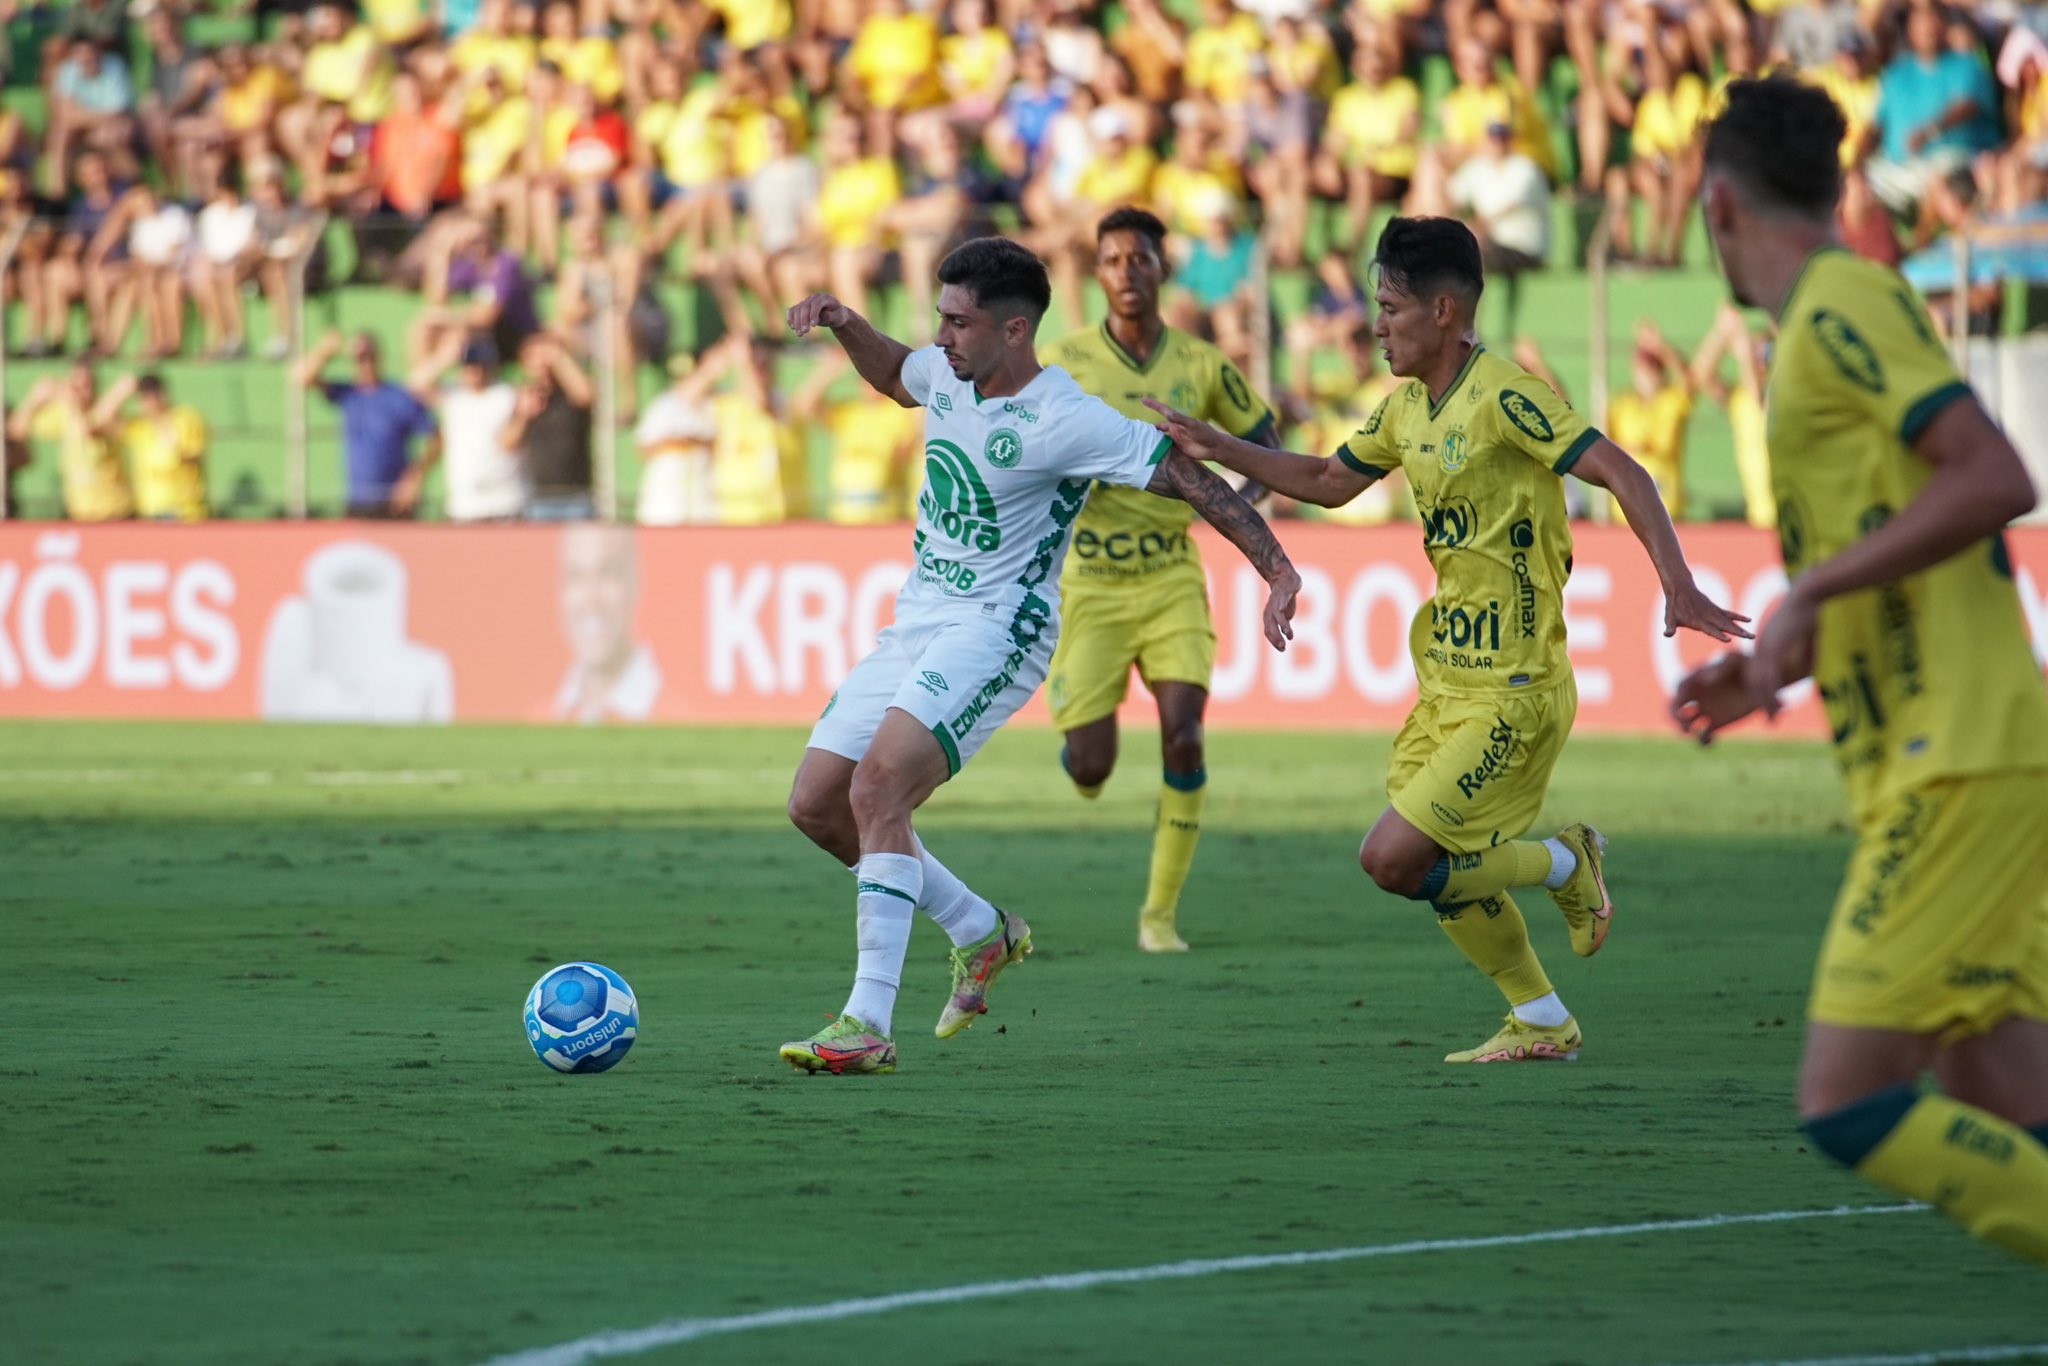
[
  {"x1": 1372, "y1": 216, "x2": 1485, "y2": 311},
  {"x1": 937, "y1": 236, "x2": 1053, "y2": 324},
  {"x1": 1702, "y1": 75, "x2": 1845, "y2": 220},
  {"x1": 1096, "y1": 206, "x2": 1168, "y2": 256}
]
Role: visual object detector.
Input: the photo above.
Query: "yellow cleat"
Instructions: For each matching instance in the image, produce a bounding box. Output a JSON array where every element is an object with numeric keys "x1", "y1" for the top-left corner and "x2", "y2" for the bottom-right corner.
[
  {"x1": 779, "y1": 1014, "x2": 897, "y2": 1074},
  {"x1": 1548, "y1": 823, "x2": 1613, "y2": 957},
  {"x1": 1138, "y1": 908, "x2": 1190, "y2": 954},
  {"x1": 1444, "y1": 1013, "x2": 1582, "y2": 1064},
  {"x1": 936, "y1": 909, "x2": 1031, "y2": 1038}
]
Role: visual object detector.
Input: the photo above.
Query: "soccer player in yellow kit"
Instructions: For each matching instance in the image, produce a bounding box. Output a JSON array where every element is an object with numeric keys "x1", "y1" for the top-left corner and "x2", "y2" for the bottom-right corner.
[
  {"x1": 1041, "y1": 208, "x2": 1281, "y2": 953},
  {"x1": 1151, "y1": 215, "x2": 1750, "y2": 1062},
  {"x1": 1674, "y1": 77, "x2": 2048, "y2": 1267}
]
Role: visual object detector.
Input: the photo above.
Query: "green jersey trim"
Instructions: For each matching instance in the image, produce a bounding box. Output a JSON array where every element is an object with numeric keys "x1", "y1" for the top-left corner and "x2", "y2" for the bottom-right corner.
[
  {"x1": 1553, "y1": 428, "x2": 1601, "y2": 475},
  {"x1": 1240, "y1": 413, "x2": 1279, "y2": 446},
  {"x1": 1782, "y1": 243, "x2": 1851, "y2": 319},
  {"x1": 1098, "y1": 321, "x2": 1170, "y2": 375},
  {"x1": 1147, "y1": 433, "x2": 1173, "y2": 467},
  {"x1": 931, "y1": 722, "x2": 962, "y2": 775},
  {"x1": 1336, "y1": 443, "x2": 1390, "y2": 477},
  {"x1": 1899, "y1": 380, "x2": 1972, "y2": 446},
  {"x1": 857, "y1": 880, "x2": 918, "y2": 904},
  {"x1": 1428, "y1": 345, "x2": 1486, "y2": 420}
]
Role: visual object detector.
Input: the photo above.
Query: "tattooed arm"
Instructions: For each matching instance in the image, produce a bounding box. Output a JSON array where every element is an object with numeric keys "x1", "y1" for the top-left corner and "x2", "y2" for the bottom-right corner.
[{"x1": 1146, "y1": 450, "x2": 1300, "y2": 650}]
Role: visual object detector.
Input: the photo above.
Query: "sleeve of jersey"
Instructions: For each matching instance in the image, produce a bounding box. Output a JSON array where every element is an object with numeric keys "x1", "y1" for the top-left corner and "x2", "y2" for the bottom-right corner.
[
  {"x1": 897, "y1": 346, "x2": 944, "y2": 406},
  {"x1": 1208, "y1": 357, "x2": 1278, "y2": 443},
  {"x1": 1495, "y1": 379, "x2": 1601, "y2": 475},
  {"x1": 1334, "y1": 396, "x2": 1396, "y2": 477},
  {"x1": 1798, "y1": 274, "x2": 1971, "y2": 446},
  {"x1": 1070, "y1": 392, "x2": 1173, "y2": 488}
]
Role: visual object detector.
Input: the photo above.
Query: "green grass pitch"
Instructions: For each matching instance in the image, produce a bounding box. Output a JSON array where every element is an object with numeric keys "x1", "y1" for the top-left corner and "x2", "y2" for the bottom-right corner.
[{"x1": 4, "y1": 721, "x2": 2044, "y2": 1366}]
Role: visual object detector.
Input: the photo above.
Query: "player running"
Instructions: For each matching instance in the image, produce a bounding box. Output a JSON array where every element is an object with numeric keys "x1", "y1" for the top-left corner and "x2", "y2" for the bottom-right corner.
[
  {"x1": 1673, "y1": 77, "x2": 2048, "y2": 1266},
  {"x1": 1041, "y1": 208, "x2": 1282, "y2": 954},
  {"x1": 1149, "y1": 215, "x2": 1749, "y2": 1064},
  {"x1": 779, "y1": 237, "x2": 1302, "y2": 1075}
]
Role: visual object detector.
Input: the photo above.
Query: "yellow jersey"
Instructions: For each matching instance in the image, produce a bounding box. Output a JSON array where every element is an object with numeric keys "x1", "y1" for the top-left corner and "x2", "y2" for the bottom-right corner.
[
  {"x1": 1606, "y1": 383, "x2": 1691, "y2": 519},
  {"x1": 1297, "y1": 371, "x2": 1405, "y2": 526},
  {"x1": 1632, "y1": 74, "x2": 1707, "y2": 161},
  {"x1": 818, "y1": 157, "x2": 901, "y2": 249},
  {"x1": 539, "y1": 35, "x2": 624, "y2": 104},
  {"x1": 1439, "y1": 76, "x2": 1556, "y2": 178},
  {"x1": 708, "y1": 0, "x2": 793, "y2": 52},
  {"x1": 1184, "y1": 13, "x2": 1264, "y2": 104},
  {"x1": 32, "y1": 401, "x2": 132, "y2": 523},
  {"x1": 848, "y1": 12, "x2": 942, "y2": 111},
  {"x1": 1766, "y1": 248, "x2": 2048, "y2": 821},
  {"x1": 1327, "y1": 77, "x2": 1420, "y2": 177},
  {"x1": 125, "y1": 407, "x2": 208, "y2": 522},
  {"x1": 643, "y1": 87, "x2": 728, "y2": 187},
  {"x1": 711, "y1": 393, "x2": 806, "y2": 525},
  {"x1": 826, "y1": 396, "x2": 922, "y2": 525},
  {"x1": 1043, "y1": 323, "x2": 1276, "y2": 590},
  {"x1": 1338, "y1": 346, "x2": 1596, "y2": 698}
]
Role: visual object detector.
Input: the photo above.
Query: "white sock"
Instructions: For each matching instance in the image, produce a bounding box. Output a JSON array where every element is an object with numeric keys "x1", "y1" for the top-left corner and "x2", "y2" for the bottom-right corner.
[
  {"x1": 915, "y1": 836, "x2": 1000, "y2": 947},
  {"x1": 1541, "y1": 839, "x2": 1577, "y2": 891},
  {"x1": 1513, "y1": 991, "x2": 1571, "y2": 1028},
  {"x1": 843, "y1": 852, "x2": 921, "y2": 1037}
]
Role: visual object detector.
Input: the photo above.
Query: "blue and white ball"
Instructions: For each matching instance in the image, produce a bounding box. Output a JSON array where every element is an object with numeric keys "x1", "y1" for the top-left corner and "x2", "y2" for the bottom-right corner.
[{"x1": 524, "y1": 963, "x2": 638, "y2": 1073}]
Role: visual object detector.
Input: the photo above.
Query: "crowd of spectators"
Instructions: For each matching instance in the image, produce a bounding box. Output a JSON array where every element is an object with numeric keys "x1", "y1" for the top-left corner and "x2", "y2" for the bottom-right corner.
[{"x1": 1, "y1": 0, "x2": 2044, "y2": 525}]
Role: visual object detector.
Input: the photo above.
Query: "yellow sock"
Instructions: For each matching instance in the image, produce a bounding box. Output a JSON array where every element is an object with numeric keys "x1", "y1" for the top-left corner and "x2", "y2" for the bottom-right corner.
[
  {"x1": 1424, "y1": 841, "x2": 1557, "y2": 904},
  {"x1": 1436, "y1": 893, "x2": 1554, "y2": 1007},
  {"x1": 1143, "y1": 771, "x2": 1206, "y2": 916},
  {"x1": 1844, "y1": 1092, "x2": 2048, "y2": 1267}
]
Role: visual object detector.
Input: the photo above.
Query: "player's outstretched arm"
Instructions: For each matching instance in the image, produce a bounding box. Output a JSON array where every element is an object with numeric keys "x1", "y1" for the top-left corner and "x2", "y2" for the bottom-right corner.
[
  {"x1": 1746, "y1": 397, "x2": 2036, "y2": 700},
  {"x1": 1571, "y1": 437, "x2": 1752, "y2": 642},
  {"x1": 1144, "y1": 397, "x2": 1373, "y2": 509},
  {"x1": 1147, "y1": 449, "x2": 1301, "y2": 650},
  {"x1": 786, "y1": 293, "x2": 918, "y2": 407}
]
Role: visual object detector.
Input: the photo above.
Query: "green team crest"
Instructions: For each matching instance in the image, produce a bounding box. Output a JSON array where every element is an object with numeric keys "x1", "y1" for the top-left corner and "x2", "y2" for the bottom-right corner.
[
  {"x1": 985, "y1": 427, "x2": 1023, "y2": 469},
  {"x1": 1439, "y1": 428, "x2": 1470, "y2": 474}
]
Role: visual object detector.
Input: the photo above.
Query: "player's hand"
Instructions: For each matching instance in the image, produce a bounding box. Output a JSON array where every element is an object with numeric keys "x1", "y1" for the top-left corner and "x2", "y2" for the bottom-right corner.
[
  {"x1": 1748, "y1": 585, "x2": 1819, "y2": 709},
  {"x1": 1662, "y1": 577, "x2": 1753, "y2": 642},
  {"x1": 1262, "y1": 566, "x2": 1300, "y2": 652},
  {"x1": 1670, "y1": 650, "x2": 1769, "y2": 745},
  {"x1": 1142, "y1": 396, "x2": 1227, "y2": 463},
  {"x1": 786, "y1": 293, "x2": 853, "y2": 338}
]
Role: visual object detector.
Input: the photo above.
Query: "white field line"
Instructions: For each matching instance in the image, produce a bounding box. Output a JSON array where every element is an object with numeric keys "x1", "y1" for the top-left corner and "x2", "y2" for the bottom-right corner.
[
  {"x1": 2, "y1": 767, "x2": 789, "y2": 787},
  {"x1": 1675, "y1": 1347, "x2": 2048, "y2": 1366},
  {"x1": 480, "y1": 1203, "x2": 1922, "y2": 1366}
]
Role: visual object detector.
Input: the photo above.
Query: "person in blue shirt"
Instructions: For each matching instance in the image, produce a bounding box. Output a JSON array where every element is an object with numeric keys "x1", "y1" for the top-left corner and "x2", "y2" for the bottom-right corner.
[
  {"x1": 293, "y1": 329, "x2": 441, "y2": 518},
  {"x1": 1868, "y1": 4, "x2": 2003, "y2": 238}
]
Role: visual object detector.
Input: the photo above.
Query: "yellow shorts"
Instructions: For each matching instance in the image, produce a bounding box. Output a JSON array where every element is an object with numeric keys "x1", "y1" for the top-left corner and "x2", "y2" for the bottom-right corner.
[
  {"x1": 1046, "y1": 571, "x2": 1215, "y2": 731},
  {"x1": 1386, "y1": 677, "x2": 1577, "y2": 854},
  {"x1": 1810, "y1": 770, "x2": 2048, "y2": 1041}
]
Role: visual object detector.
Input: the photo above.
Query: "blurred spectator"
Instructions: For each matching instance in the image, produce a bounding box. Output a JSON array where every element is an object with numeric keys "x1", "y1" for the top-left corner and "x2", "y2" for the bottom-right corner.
[
  {"x1": 1989, "y1": 24, "x2": 2048, "y2": 213},
  {"x1": 1315, "y1": 37, "x2": 1420, "y2": 252},
  {"x1": 1284, "y1": 252, "x2": 1371, "y2": 357},
  {"x1": 410, "y1": 331, "x2": 525, "y2": 521},
  {"x1": 634, "y1": 352, "x2": 720, "y2": 526},
  {"x1": 987, "y1": 41, "x2": 1071, "y2": 189},
  {"x1": 713, "y1": 112, "x2": 819, "y2": 335},
  {"x1": 625, "y1": 57, "x2": 729, "y2": 257},
  {"x1": 350, "y1": 71, "x2": 462, "y2": 272},
  {"x1": 1283, "y1": 320, "x2": 1403, "y2": 526},
  {"x1": 107, "y1": 182, "x2": 193, "y2": 360},
  {"x1": 1184, "y1": 0, "x2": 1264, "y2": 106},
  {"x1": 409, "y1": 214, "x2": 540, "y2": 367},
  {"x1": 848, "y1": 0, "x2": 944, "y2": 131},
  {"x1": 1446, "y1": 121, "x2": 1552, "y2": 335},
  {"x1": 886, "y1": 122, "x2": 994, "y2": 341},
  {"x1": 1611, "y1": 29, "x2": 1705, "y2": 267},
  {"x1": 938, "y1": 0, "x2": 1017, "y2": 125},
  {"x1": 1438, "y1": 33, "x2": 1556, "y2": 180},
  {"x1": 110, "y1": 373, "x2": 211, "y2": 522},
  {"x1": 193, "y1": 174, "x2": 260, "y2": 358},
  {"x1": 781, "y1": 109, "x2": 900, "y2": 321},
  {"x1": 1869, "y1": 3, "x2": 2002, "y2": 240},
  {"x1": 792, "y1": 349, "x2": 923, "y2": 524},
  {"x1": 45, "y1": 39, "x2": 137, "y2": 197},
  {"x1": 1692, "y1": 303, "x2": 1775, "y2": 529},
  {"x1": 1776, "y1": 0, "x2": 1864, "y2": 74},
  {"x1": 1839, "y1": 164, "x2": 1903, "y2": 266},
  {"x1": 1605, "y1": 321, "x2": 1694, "y2": 521},
  {"x1": 504, "y1": 334, "x2": 597, "y2": 520},
  {"x1": 248, "y1": 160, "x2": 321, "y2": 358},
  {"x1": 1811, "y1": 32, "x2": 1881, "y2": 172},
  {"x1": 709, "y1": 334, "x2": 805, "y2": 525},
  {"x1": 7, "y1": 365, "x2": 133, "y2": 522},
  {"x1": 1166, "y1": 188, "x2": 1258, "y2": 356},
  {"x1": 1238, "y1": 60, "x2": 1315, "y2": 267},
  {"x1": 138, "y1": 11, "x2": 217, "y2": 202},
  {"x1": 294, "y1": 329, "x2": 440, "y2": 517}
]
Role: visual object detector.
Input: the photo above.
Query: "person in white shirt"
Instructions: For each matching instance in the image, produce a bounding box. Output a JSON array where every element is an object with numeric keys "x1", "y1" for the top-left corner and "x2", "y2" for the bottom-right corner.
[
  {"x1": 192, "y1": 176, "x2": 260, "y2": 358},
  {"x1": 1448, "y1": 121, "x2": 1552, "y2": 335},
  {"x1": 776, "y1": 236, "x2": 1301, "y2": 1076},
  {"x1": 633, "y1": 351, "x2": 722, "y2": 525},
  {"x1": 408, "y1": 333, "x2": 525, "y2": 522}
]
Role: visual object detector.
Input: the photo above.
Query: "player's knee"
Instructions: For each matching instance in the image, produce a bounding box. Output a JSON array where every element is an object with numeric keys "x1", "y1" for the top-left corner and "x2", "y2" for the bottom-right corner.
[
  {"x1": 1160, "y1": 723, "x2": 1204, "y2": 777},
  {"x1": 786, "y1": 784, "x2": 843, "y2": 846},
  {"x1": 847, "y1": 758, "x2": 913, "y2": 830},
  {"x1": 1358, "y1": 839, "x2": 1432, "y2": 899},
  {"x1": 1061, "y1": 741, "x2": 1114, "y2": 790}
]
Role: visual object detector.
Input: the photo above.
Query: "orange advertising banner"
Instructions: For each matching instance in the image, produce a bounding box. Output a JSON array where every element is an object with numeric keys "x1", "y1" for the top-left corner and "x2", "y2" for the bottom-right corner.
[{"x1": 1, "y1": 522, "x2": 2043, "y2": 734}]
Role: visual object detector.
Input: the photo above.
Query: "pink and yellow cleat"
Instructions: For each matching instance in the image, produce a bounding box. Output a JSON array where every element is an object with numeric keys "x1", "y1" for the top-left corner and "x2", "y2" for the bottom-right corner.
[
  {"x1": 1444, "y1": 1013, "x2": 1582, "y2": 1064},
  {"x1": 780, "y1": 1014, "x2": 897, "y2": 1074},
  {"x1": 935, "y1": 908, "x2": 1032, "y2": 1038}
]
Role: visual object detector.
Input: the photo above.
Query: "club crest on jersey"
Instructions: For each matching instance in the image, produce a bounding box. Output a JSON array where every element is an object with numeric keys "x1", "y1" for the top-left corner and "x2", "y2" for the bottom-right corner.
[
  {"x1": 1438, "y1": 428, "x2": 1469, "y2": 474},
  {"x1": 1169, "y1": 381, "x2": 1199, "y2": 411},
  {"x1": 1811, "y1": 309, "x2": 1886, "y2": 393},
  {"x1": 985, "y1": 427, "x2": 1023, "y2": 469},
  {"x1": 1499, "y1": 390, "x2": 1554, "y2": 443}
]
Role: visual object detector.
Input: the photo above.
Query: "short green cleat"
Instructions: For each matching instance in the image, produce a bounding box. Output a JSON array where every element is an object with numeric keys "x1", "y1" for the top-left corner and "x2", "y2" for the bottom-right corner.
[
  {"x1": 936, "y1": 908, "x2": 1032, "y2": 1038},
  {"x1": 1444, "y1": 1013, "x2": 1582, "y2": 1064},
  {"x1": 1548, "y1": 823, "x2": 1613, "y2": 957},
  {"x1": 779, "y1": 1014, "x2": 896, "y2": 1074}
]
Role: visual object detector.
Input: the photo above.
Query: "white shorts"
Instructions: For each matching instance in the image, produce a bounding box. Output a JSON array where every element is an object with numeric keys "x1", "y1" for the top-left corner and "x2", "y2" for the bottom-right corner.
[{"x1": 808, "y1": 610, "x2": 1053, "y2": 776}]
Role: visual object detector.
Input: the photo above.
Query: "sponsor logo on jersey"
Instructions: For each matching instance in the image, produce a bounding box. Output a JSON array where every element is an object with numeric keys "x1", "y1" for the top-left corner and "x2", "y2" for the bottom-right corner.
[
  {"x1": 1455, "y1": 717, "x2": 1518, "y2": 799},
  {"x1": 985, "y1": 427, "x2": 1023, "y2": 469},
  {"x1": 1072, "y1": 529, "x2": 1192, "y2": 563},
  {"x1": 1811, "y1": 308, "x2": 1886, "y2": 393},
  {"x1": 921, "y1": 439, "x2": 1002, "y2": 551},
  {"x1": 1420, "y1": 495, "x2": 1478, "y2": 550},
  {"x1": 1438, "y1": 428, "x2": 1469, "y2": 474},
  {"x1": 1499, "y1": 390, "x2": 1555, "y2": 442},
  {"x1": 1509, "y1": 518, "x2": 1538, "y2": 640},
  {"x1": 1429, "y1": 800, "x2": 1466, "y2": 828},
  {"x1": 1948, "y1": 964, "x2": 2017, "y2": 989},
  {"x1": 1221, "y1": 365, "x2": 1252, "y2": 410},
  {"x1": 998, "y1": 402, "x2": 1039, "y2": 424},
  {"x1": 1431, "y1": 599, "x2": 1502, "y2": 657}
]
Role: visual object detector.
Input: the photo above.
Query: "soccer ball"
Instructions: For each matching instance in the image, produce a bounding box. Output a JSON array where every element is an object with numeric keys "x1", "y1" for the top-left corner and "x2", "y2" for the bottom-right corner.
[{"x1": 524, "y1": 962, "x2": 638, "y2": 1073}]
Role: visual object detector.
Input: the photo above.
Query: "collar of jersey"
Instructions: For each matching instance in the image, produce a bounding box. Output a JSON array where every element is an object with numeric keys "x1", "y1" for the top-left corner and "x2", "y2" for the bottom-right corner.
[
  {"x1": 1781, "y1": 243, "x2": 1850, "y2": 320},
  {"x1": 1427, "y1": 343, "x2": 1486, "y2": 420},
  {"x1": 973, "y1": 364, "x2": 1050, "y2": 406},
  {"x1": 1097, "y1": 320, "x2": 1171, "y2": 375}
]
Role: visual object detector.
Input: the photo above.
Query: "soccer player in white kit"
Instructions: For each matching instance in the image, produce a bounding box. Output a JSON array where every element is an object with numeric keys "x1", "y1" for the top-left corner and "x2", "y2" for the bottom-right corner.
[{"x1": 781, "y1": 237, "x2": 1302, "y2": 1074}]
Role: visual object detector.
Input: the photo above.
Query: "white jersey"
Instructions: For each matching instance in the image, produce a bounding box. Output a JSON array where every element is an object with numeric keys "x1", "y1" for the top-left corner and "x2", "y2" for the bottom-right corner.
[{"x1": 897, "y1": 345, "x2": 1169, "y2": 640}]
